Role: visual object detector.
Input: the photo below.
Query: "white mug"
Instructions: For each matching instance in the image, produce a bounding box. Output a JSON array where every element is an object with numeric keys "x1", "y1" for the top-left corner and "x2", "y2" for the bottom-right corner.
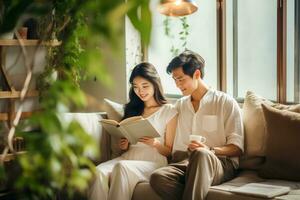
[{"x1": 189, "y1": 134, "x2": 206, "y2": 143}]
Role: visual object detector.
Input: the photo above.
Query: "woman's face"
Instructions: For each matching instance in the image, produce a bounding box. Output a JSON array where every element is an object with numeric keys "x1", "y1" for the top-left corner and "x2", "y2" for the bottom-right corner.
[{"x1": 132, "y1": 76, "x2": 155, "y2": 102}]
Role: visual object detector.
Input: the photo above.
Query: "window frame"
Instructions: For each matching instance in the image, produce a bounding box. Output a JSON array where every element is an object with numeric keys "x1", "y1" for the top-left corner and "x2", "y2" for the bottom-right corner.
[
  {"x1": 295, "y1": 0, "x2": 300, "y2": 102},
  {"x1": 143, "y1": 0, "x2": 299, "y2": 103}
]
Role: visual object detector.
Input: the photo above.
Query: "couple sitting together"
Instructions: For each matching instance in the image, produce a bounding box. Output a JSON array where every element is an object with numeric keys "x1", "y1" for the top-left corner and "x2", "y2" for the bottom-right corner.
[{"x1": 89, "y1": 50, "x2": 244, "y2": 200}]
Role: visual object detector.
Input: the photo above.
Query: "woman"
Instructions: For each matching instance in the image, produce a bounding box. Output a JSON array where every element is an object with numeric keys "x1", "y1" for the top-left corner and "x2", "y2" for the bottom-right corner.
[{"x1": 89, "y1": 62, "x2": 178, "y2": 200}]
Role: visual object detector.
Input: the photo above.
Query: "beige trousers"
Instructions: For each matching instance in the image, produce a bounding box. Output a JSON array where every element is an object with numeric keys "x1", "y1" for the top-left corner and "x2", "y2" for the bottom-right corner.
[
  {"x1": 89, "y1": 158, "x2": 163, "y2": 200},
  {"x1": 150, "y1": 148, "x2": 236, "y2": 200}
]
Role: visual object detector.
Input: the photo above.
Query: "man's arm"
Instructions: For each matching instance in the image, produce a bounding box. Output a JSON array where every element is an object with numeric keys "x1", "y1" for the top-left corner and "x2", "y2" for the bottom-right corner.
[
  {"x1": 222, "y1": 96, "x2": 244, "y2": 156},
  {"x1": 189, "y1": 96, "x2": 244, "y2": 157},
  {"x1": 212, "y1": 144, "x2": 242, "y2": 157},
  {"x1": 188, "y1": 142, "x2": 242, "y2": 157}
]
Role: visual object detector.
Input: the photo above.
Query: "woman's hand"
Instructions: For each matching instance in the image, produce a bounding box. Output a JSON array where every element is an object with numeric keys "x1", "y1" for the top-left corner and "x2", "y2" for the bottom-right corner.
[
  {"x1": 119, "y1": 138, "x2": 129, "y2": 150},
  {"x1": 188, "y1": 140, "x2": 209, "y2": 152},
  {"x1": 138, "y1": 136, "x2": 160, "y2": 147}
]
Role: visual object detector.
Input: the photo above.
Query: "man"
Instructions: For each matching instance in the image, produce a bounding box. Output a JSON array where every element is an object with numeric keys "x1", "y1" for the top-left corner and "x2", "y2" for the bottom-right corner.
[{"x1": 150, "y1": 50, "x2": 244, "y2": 200}]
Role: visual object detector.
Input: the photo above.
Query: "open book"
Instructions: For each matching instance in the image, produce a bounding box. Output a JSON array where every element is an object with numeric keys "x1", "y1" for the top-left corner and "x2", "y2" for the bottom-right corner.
[
  {"x1": 230, "y1": 183, "x2": 290, "y2": 198},
  {"x1": 100, "y1": 116, "x2": 160, "y2": 144}
]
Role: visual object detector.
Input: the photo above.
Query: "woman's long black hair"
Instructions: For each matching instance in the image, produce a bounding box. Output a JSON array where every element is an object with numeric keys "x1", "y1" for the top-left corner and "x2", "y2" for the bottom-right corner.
[{"x1": 123, "y1": 62, "x2": 167, "y2": 119}]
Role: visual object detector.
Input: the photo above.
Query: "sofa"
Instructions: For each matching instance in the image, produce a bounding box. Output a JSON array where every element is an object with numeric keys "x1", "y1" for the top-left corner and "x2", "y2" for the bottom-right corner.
[{"x1": 95, "y1": 91, "x2": 300, "y2": 200}]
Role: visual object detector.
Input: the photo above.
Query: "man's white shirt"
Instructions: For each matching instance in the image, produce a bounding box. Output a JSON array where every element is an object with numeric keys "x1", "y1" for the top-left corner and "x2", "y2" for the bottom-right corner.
[{"x1": 173, "y1": 89, "x2": 244, "y2": 168}]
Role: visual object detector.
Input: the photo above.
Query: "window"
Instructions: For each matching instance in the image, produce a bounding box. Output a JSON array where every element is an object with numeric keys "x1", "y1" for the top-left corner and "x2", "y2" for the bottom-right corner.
[
  {"x1": 295, "y1": 0, "x2": 300, "y2": 103},
  {"x1": 287, "y1": 0, "x2": 295, "y2": 102},
  {"x1": 148, "y1": 0, "x2": 217, "y2": 95},
  {"x1": 142, "y1": 0, "x2": 300, "y2": 103},
  {"x1": 287, "y1": 0, "x2": 300, "y2": 103},
  {"x1": 226, "y1": 0, "x2": 277, "y2": 100}
]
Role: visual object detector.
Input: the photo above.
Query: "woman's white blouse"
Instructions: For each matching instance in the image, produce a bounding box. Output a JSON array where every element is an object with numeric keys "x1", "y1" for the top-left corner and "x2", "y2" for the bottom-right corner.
[{"x1": 121, "y1": 104, "x2": 177, "y2": 165}]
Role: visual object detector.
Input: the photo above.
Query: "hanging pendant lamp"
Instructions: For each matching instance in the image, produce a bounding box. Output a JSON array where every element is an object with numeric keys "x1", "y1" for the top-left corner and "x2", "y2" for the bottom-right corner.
[{"x1": 158, "y1": 0, "x2": 198, "y2": 17}]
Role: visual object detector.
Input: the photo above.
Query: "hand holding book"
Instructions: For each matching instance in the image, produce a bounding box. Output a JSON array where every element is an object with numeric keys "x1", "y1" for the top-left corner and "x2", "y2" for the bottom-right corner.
[
  {"x1": 100, "y1": 116, "x2": 160, "y2": 144},
  {"x1": 138, "y1": 136, "x2": 160, "y2": 147},
  {"x1": 119, "y1": 138, "x2": 129, "y2": 150}
]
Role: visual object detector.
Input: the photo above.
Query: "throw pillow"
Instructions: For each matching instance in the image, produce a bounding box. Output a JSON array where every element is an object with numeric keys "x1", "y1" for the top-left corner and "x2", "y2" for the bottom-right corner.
[
  {"x1": 258, "y1": 104, "x2": 300, "y2": 181},
  {"x1": 242, "y1": 91, "x2": 276, "y2": 157},
  {"x1": 242, "y1": 91, "x2": 300, "y2": 157},
  {"x1": 103, "y1": 98, "x2": 124, "y2": 122}
]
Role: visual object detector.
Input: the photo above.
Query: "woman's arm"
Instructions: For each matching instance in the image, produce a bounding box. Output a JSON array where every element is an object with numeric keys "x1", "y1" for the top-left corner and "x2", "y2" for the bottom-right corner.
[{"x1": 139, "y1": 114, "x2": 178, "y2": 157}]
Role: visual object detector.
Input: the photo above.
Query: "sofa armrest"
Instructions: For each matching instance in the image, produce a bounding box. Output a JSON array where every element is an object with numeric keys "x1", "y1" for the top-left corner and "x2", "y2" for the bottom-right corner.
[{"x1": 57, "y1": 112, "x2": 113, "y2": 165}]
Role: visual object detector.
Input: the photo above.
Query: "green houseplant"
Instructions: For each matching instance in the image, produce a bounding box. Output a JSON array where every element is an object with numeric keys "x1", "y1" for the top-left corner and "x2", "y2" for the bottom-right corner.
[
  {"x1": 0, "y1": 0, "x2": 152, "y2": 199},
  {"x1": 163, "y1": 16, "x2": 190, "y2": 56}
]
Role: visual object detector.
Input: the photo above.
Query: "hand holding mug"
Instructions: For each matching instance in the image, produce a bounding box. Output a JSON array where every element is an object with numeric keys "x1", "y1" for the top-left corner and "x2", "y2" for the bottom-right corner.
[
  {"x1": 189, "y1": 135, "x2": 206, "y2": 143},
  {"x1": 188, "y1": 135, "x2": 208, "y2": 151}
]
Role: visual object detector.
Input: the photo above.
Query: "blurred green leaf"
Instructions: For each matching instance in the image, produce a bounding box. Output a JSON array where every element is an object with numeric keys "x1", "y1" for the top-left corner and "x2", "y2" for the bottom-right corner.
[
  {"x1": 127, "y1": 0, "x2": 152, "y2": 46},
  {"x1": 1, "y1": 0, "x2": 152, "y2": 198},
  {"x1": 0, "y1": 1, "x2": 51, "y2": 34}
]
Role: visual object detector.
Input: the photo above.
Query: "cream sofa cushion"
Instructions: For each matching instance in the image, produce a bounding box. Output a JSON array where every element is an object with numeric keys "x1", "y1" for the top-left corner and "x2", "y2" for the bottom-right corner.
[
  {"x1": 243, "y1": 91, "x2": 300, "y2": 157},
  {"x1": 58, "y1": 113, "x2": 104, "y2": 163},
  {"x1": 103, "y1": 98, "x2": 124, "y2": 122},
  {"x1": 242, "y1": 91, "x2": 274, "y2": 157}
]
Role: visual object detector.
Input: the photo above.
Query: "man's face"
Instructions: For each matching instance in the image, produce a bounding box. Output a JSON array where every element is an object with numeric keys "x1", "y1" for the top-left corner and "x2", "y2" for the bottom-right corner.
[{"x1": 172, "y1": 67, "x2": 198, "y2": 96}]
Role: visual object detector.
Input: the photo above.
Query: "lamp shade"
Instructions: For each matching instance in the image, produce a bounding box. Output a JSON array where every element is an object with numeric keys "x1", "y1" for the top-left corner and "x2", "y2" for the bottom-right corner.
[{"x1": 158, "y1": 0, "x2": 198, "y2": 17}]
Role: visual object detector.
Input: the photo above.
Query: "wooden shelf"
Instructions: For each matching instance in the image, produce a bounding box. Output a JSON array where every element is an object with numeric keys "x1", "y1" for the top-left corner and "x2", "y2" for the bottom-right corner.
[
  {"x1": 0, "y1": 151, "x2": 26, "y2": 162},
  {"x1": 0, "y1": 90, "x2": 39, "y2": 99},
  {"x1": 0, "y1": 111, "x2": 37, "y2": 121},
  {"x1": 0, "y1": 39, "x2": 61, "y2": 46}
]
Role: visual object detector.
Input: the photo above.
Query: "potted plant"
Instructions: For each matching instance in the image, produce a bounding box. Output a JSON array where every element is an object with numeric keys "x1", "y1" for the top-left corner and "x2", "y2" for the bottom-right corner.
[
  {"x1": 0, "y1": 0, "x2": 152, "y2": 199},
  {"x1": 163, "y1": 16, "x2": 190, "y2": 56}
]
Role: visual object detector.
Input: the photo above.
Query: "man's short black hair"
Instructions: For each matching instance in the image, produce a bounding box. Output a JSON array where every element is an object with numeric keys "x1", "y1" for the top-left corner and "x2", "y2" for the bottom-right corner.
[{"x1": 166, "y1": 50, "x2": 205, "y2": 78}]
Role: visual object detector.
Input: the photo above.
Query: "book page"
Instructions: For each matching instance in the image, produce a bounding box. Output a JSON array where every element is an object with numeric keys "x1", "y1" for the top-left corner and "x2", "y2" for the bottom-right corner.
[
  {"x1": 119, "y1": 116, "x2": 143, "y2": 125},
  {"x1": 121, "y1": 118, "x2": 160, "y2": 144},
  {"x1": 100, "y1": 119, "x2": 119, "y2": 126},
  {"x1": 101, "y1": 122, "x2": 125, "y2": 139},
  {"x1": 118, "y1": 126, "x2": 135, "y2": 144}
]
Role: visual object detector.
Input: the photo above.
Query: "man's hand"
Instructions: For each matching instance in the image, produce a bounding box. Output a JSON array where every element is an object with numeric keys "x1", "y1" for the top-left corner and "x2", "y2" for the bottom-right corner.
[
  {"x1": 119, "y1": 138, "x2": 129, "y2": 150},
  {"x1": 188, "y1": 140, "x2": 209, "y2": 152},
  {"x1": 138, "y1": 136, "x2": 160, "y2": 147}
]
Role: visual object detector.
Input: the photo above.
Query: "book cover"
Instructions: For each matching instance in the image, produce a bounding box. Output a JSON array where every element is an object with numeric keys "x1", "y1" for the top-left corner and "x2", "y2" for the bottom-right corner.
[
  {"x1": 230, "y1": 183, "x2": 290, "y2": 198},
  {"x1": 100, "y1": 116, "x2": 160, "y2": 144}
]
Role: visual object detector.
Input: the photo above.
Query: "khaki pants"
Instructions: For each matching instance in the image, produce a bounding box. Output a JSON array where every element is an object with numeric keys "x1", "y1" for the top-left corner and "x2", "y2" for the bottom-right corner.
[{"x1": 150, "y1": 148, "x2": 236, "y2": 200}]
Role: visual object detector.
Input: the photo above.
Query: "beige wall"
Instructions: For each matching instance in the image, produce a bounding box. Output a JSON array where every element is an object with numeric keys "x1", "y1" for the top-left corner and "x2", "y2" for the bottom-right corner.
[
  {"x1": 81, "y1": 16, "x2": 143, "y2": 112},
  {"x1": 80, "y1": 41, "x2": 127, "y2": 111}
]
